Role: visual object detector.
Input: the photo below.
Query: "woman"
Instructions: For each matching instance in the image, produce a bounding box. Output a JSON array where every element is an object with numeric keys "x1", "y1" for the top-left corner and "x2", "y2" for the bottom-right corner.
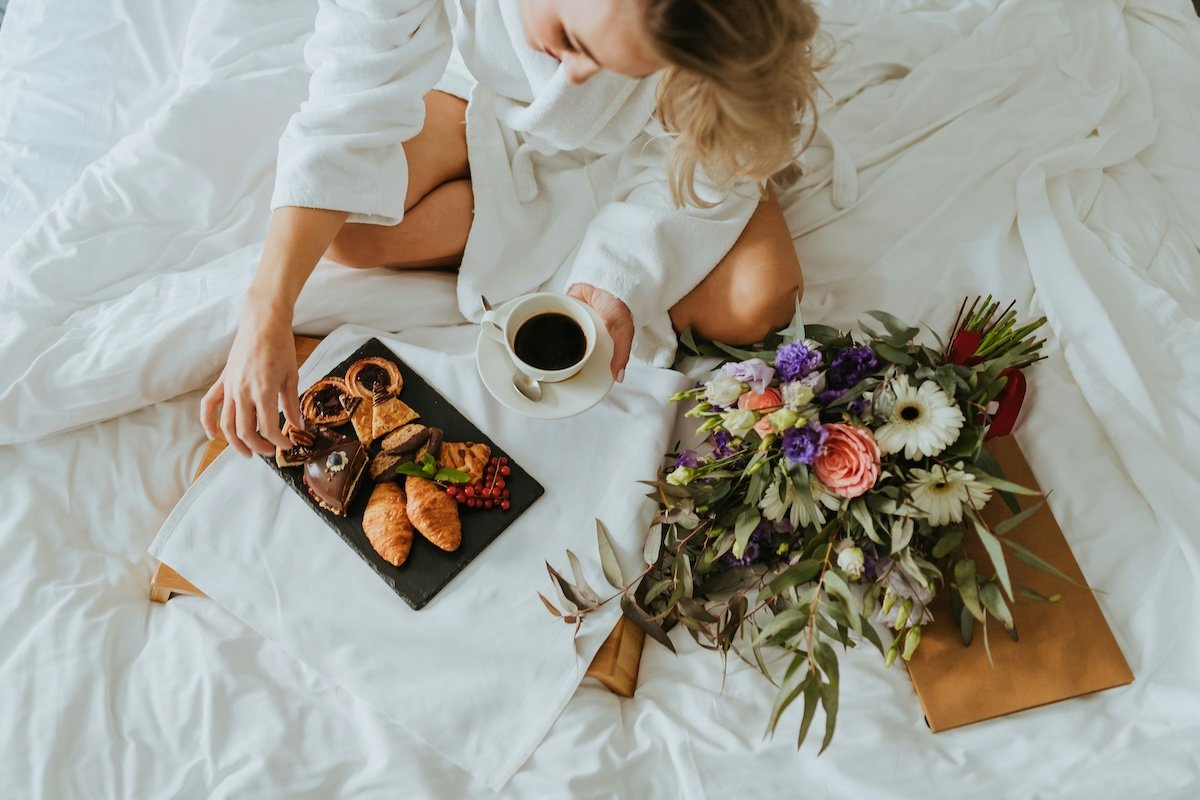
[{"x1": 203, "y1": 0, "x2": 821, "y2": 456}]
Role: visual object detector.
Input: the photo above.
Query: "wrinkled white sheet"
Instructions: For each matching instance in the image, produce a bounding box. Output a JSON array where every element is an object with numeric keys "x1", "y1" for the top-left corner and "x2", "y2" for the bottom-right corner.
[{"x1": 2, "y1": 0, "x2": 1200, "y2": 797}]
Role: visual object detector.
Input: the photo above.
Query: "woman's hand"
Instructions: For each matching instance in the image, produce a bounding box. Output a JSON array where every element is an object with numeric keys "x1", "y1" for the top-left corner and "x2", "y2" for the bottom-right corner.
[
  {"x1": 568, "y1": 284, "x2": 633, "y2": 382},
  {"x1": 200, "y1": 300, "x2": 303, "y2": 457}
]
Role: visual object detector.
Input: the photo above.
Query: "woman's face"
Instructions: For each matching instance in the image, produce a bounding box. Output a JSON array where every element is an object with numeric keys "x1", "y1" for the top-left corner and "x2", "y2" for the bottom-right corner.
[{"x1": 517, "y1": 0, "x2": 668, "y2": 84}]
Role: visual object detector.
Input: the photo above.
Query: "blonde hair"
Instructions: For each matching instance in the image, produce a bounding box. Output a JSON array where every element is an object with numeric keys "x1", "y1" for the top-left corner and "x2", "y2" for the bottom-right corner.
[{"x1": 644, "y1": 0, "x2": 824, "y2": 207}]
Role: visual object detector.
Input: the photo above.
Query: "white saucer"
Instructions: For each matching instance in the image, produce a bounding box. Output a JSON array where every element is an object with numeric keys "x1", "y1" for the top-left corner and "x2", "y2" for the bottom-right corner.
[{"x1": 475, "y1": 299, "x2": 615, "y2": 419}]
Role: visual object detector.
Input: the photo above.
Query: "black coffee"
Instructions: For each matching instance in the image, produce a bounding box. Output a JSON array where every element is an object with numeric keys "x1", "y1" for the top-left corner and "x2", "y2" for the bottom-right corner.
[{"x1": 513, "y1": 312, "x2": 587, "y2": 371}]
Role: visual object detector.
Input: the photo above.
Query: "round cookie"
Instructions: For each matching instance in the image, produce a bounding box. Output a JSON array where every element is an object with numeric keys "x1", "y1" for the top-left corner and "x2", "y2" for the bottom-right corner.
[
  {"x1": 300, "y1": 377, "x2": 356, "y2": 426},
  {"x1": 346, "y1": 357, "x2": 403, "y2": 400}
]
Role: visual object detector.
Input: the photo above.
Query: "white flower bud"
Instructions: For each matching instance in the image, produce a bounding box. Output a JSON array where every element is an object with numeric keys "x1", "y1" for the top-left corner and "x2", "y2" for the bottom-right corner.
[
  {"x1": 704, "y1": 374, "x2": 744, "y2": 407},
  {"x1": 836, "y1": 544, "x2": 865, "y2": 580}
]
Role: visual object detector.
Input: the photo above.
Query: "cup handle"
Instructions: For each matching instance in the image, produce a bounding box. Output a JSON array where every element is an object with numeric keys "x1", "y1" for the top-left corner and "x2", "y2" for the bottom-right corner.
[{"x1": 480, "y1": 308, "x2": 506, "y2": 342}]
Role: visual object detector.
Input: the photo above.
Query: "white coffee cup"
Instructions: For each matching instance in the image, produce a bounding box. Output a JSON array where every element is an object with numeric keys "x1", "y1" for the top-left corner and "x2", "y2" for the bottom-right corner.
[{"x1": 481, "y1": 293, "x2": 597, "y2": 383}]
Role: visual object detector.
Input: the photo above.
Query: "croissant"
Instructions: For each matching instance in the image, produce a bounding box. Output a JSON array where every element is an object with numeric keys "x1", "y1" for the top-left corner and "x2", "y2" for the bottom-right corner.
[
  {"x1": 362, "y1": 482, "x2": 414, "y2": 566},
  {"x1": 406, "y1": 476, "x2": 462, "y2": 552}
]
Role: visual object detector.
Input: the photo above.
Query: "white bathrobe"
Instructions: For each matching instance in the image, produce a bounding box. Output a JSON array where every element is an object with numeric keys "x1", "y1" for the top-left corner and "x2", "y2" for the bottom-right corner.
[{"x1": 271, "y1": 0, "x2": 761, "y2": 364}]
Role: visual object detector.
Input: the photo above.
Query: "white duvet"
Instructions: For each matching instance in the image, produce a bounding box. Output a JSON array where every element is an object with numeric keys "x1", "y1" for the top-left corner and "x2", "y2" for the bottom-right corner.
[{"x1": 2, "y1": 0, "x2": 1199, "y2": 797}]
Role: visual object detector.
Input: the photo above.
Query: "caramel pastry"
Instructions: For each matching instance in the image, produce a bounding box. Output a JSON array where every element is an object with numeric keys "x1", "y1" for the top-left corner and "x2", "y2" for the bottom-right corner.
[
  {"x1": 362, "y1": 482, "x2": 414, "y2": 567},
  {"x1": 302, "y1": 435, "x2": 369, "y2": 516},
  {"x1": 300, "y1": 378, "x2": 357, "y2": 426},
  {"x1": 372, "y1": 395, "x2": 419, "y2": 440},
  {"x1": 415, "y1": 427, "x2": 444, "y2": 463},
  {"x1": 350, "y1": 392, "x2": 375, "y2": 445},
  {"x1": 406, "y1": 476, "x2": 462, "y2": 552},
  {"x1": 439, "y1": 442, "x2": 491, "y2": 484},
  {"x1": 368, "y1": 450, "x2": 405, "y2": 483},
  {"x1": 381, "y1": 423, "x2": 428, "y2": 456},
  {"x1": 275, "y1": 424, "x2": 336, "y2": 468},
  {"x1": 346, "y1": 357, "x2": 403, "y2": 400}
]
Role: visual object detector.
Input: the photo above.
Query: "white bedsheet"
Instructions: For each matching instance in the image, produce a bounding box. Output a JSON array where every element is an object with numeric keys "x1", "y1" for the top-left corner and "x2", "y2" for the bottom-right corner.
[{"x1": 2, "y1": 0, "x2": 1199, "y2": 797}]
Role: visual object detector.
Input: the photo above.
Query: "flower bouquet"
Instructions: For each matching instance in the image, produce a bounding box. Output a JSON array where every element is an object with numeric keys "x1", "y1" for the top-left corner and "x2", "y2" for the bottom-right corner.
[{"x1": 542, "y1": 298, "x2": 1073, "y2": 750}]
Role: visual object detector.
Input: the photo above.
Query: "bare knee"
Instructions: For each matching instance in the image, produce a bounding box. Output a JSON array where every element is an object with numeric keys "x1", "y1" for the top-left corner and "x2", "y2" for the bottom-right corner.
[{"x1": 724, "y1": 259, "x2": 805, "y2": 344}]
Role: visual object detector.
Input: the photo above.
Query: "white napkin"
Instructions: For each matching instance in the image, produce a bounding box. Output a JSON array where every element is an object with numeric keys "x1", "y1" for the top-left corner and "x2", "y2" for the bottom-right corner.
[{"x1": 150, "y1": 323, "x2": 690, "y2": 788}]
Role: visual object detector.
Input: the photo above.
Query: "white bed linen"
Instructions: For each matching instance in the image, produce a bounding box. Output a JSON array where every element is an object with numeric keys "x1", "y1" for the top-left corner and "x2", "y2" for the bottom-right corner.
[{"x1": 2, "y1": 0, "x2": 1199, "y2": 797}]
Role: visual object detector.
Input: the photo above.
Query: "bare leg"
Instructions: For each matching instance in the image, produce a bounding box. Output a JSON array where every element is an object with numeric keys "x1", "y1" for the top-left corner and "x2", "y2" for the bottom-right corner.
[
  {"x1": 325, "y1": 180, "x2": 473, "y2": 269},
  {"x1": 325, "y1": 91, "x2": 472, "y2": 270},
  {"x1": 669, "y1": 189, "x2": 803, "y2": 344}
]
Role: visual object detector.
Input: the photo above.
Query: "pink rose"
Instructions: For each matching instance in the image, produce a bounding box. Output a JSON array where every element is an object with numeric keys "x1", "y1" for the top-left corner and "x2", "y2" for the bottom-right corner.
[
  {"x1": 754, "y1": 417, "x2": 775, "y2": 438},
  {"x1": 813, "y1": 423, "x2": 881, "y2": 498},
  {"x1": 738, "y1": 387, "x2": 783, "y2": 412}
]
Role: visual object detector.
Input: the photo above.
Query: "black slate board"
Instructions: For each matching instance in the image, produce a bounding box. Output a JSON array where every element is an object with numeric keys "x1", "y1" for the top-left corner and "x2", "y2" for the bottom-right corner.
[{"x1": 262, "y1": 337, "x2": 544, "y2": 610}]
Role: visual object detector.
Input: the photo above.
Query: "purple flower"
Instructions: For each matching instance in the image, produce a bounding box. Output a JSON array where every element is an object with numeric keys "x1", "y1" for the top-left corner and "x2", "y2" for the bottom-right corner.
[
  {"x1": 711, "y1": 430, "x2": 734, "y2": 458},
  {"x1": 781, "y1": 421, "x2": 828, "y2": 465},
  {"x1": 817, "y1": 389, "x2": 844, "y2": 407},
  {"x1": 721, "y1": 521, "x2": 773, "y2": 567},
  {"x1": 720, "y1": 358, "x2": 776, "y2": 394},
  {"x1": 775, "y1": 342, "x2": 823, "y2": 382},
  {"x1": 848, "y1": 397, "x2": 869, "y2": 416},
  {"x1": 673, "y1": 450, "x2": 700, "y2": 469},
  {"x1": 826, "y1": 345, "x2": 880, "y2": 390}
]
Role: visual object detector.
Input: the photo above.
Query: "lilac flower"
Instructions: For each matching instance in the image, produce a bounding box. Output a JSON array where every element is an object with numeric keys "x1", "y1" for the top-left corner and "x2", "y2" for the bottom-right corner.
[
  {"x1": 674, "y1": 450, "x2": 700, "y2": 469},
  {"x1": 781, "y1": 421, "x2": 828, "y2": 465},
  {"x1": 721, "y1": 521, "x2": 774, "y2": 567},
  {"x1": 775, "y1": 342, "x2": 823, "y2": 382},
  {"x1": 720, "y1": 358, "x2": 776, "y2": 394},
  {"x1": 826, "y1": 345, "x2": 880, "y2": 390},
  {"x1": 817, "y1": 389, "x2": 844, "y2": 407},
  {"x1": 711, "y1": 430, "x2": 734, "y2": 458}
]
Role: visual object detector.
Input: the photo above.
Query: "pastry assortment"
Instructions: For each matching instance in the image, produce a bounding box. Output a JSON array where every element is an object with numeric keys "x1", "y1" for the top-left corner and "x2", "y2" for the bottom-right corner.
[{"x1": 277, "y1": 353, "x2": 513, "y2": 570}]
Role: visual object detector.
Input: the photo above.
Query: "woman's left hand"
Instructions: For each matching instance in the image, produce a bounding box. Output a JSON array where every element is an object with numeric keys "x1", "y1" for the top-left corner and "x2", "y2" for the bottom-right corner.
[{"x1": 568, "y1": 283, "x2": 632, "y2": 383}]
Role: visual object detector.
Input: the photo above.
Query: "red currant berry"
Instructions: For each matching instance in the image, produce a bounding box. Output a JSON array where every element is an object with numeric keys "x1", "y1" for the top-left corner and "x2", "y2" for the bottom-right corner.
[
  {"x1": 445, "y1": 486, "x2": 457, "y2": 496},
  {"x1": 464, "y1": 486, "x2": 475, "y2": 498},
  {"x1": 495, "y1": 479, "x2": 506, "y2": 490},
  {"x1": 500, "y1": 500, "x2": 511, "y2": 511},
  {"x1": 499, "y1": 466, "x2": 511, "y2": 476},
  {"x1": 484, "y1": 500, "x2": 494, "y2": 509}
]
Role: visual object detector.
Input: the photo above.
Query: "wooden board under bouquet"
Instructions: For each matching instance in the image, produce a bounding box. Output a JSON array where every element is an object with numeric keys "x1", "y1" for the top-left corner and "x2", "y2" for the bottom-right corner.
[{"x1": 905, "y1": 436, "x2": 1133, "y2": 732}]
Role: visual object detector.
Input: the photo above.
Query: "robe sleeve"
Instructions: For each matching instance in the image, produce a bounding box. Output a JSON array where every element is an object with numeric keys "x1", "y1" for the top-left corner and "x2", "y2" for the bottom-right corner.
[
  {"x1": 271, "y1": 0, "x2": 451, "y2": 226},
  {"x1": 565, "y1": 134, "x2": 762, "y2": 340}
]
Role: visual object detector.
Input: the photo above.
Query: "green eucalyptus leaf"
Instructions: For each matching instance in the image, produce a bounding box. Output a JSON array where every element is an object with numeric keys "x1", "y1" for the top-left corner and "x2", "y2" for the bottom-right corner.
[
  {"x1": 979, "y1": 582, "x2": 1014, "y2": 631},
  {"x1": 953, "y1": 559, "x2": 985, "y2": 622},
  {"x1": 754, "y1": 608, "x2": 811, "y2": 646},
  {"x1": 867, "y1": 310, "x2": 920, "y2": 340},
  {"x1": 822, "y1": 571, "x2": 862, "y2": 636},
  {"x1": 595, "y1": 519, "x2": 625, "y2": 590},
  {"x1": 620, "y1": 593, "x2": 676, "y2": 653},
  {"x1": 797, "y1": 678, "x2": 821, "y2": 748},
  {"x1": 818, "y1": 676, "x2": 840, "y2": 755},
  {"x1": 874, "y1": 341, "x2": 915, "y2": 366},
  {"x1": 643, "y1": 578, "x2": 673, "y2": 605},
  {"x1": 1000, "y1": 537, "x2": 1079, "y2": 586},
  {"x1": 546, "y1": 562, "x2": 585, "y2": 610},
  {"x1": 767, "y1": 669, "x2": 810, "y2": 737},
  {"x1": 733, "y1": 509, "x2": 761, "y2": 559},
  {"x1": 970, "y1": 513, "x2": 1014, "y2": 600},
  {"x1": 994, "y1": 498, "x2": 1047, "y2": 536},
  {"x1": 565, "y1": 550, "x2": 602, "y2": 605},
  {"x1": 677, "y1": 596, "x2": 718, "y2": 624},
  {"x1": 850, "y1": 502, "x2": 883, "y2": 545},
  {"x1": 932, "y1": 530, "x2": 964, "y2": 559},
  {"x1": 764, "y1": 559, "x2": 822, "y2": 597},
  {"x1": 968, "y1": 470, "x2": 1042, "y2": 497}
]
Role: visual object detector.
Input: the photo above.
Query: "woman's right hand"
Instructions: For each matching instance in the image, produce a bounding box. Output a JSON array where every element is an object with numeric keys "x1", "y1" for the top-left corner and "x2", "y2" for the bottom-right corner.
[{"x1": 200, "y1": 300, "x2": 304, "y2": 457}]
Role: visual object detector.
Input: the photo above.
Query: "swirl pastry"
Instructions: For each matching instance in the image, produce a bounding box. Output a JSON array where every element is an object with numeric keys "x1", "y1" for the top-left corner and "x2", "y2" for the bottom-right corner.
[
  {"x1": 300, "y1": 377, "x2": 357, "y2": 426},
  {"x1": 346, "y1": 357, "x2": 403, "y2": 400}
]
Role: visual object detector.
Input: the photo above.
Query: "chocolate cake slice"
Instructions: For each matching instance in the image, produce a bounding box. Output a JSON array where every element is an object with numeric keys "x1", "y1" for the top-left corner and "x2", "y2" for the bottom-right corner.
[{"x1": 302, "y1": 434, "x2": 369, "y2": 516}]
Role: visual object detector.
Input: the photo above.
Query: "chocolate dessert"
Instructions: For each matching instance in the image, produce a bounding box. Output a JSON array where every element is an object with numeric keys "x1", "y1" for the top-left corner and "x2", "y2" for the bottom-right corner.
[{"x1": 302, "y1": 434, "x2": 369, "y2": 516}]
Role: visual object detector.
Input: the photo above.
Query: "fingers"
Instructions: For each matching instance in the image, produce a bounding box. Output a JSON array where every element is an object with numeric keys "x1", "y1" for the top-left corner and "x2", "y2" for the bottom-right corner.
[
  {"x1": 219, "y1": 389, "x2": 250, "y2": 457},
  {"x1": 609, "y1": 324, "x2": 632, "y2": 383},
  {"x1": 200, "y1": 381, "x2": 224, "y2": 440},
  {"x1": 256, "y1": 392, "x2": 291, "y2": 451},
  {"x1": 237, "y1": 396, "x2": 275, "y2": 455},
  {"x1": 280, "y1": 369, "x2": 303, "y2": 433}
]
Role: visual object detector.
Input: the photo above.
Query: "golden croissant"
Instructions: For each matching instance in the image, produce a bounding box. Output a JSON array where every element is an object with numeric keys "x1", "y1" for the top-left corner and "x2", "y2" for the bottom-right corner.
[
  {"x1": 362, "y1": 482, "x2": 415, "y2": 566},
  {"x1": 405, "y1": 476, "x2": 462, "y2": 552}
]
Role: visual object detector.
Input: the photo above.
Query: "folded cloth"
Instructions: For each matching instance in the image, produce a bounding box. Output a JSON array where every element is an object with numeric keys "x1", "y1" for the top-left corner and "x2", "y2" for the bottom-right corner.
[{"x1": 150, "y1": 322, "x2": 690, "y2": 789}]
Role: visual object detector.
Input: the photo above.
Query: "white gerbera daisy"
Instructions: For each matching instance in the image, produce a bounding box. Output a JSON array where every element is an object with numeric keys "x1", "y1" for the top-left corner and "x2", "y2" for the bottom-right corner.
[
  {"x1": 906, "y1": 463, "x2": 993, "y2": 526},
  {"x1": 874, "y1": 376, "x2": 964, "y2": 459}
]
